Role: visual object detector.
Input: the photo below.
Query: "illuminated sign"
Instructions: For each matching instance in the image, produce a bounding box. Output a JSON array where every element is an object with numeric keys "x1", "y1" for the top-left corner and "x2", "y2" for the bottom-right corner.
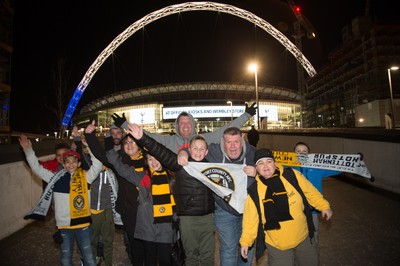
[
  {"x1": 162, "y1": 106, "x2": 241, "y2": 119},
  {"x1": 129, "y1": 108, "x2": 155, "y2": 124},
  {"x1": 259, "y1": 105, "x2": 278, "y2": 121},
  {"x1": 162, "y1": 105, "x2": 278, "y2": 121}
]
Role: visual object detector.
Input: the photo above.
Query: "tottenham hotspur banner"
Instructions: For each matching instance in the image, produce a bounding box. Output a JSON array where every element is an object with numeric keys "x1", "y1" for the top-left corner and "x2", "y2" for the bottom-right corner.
[{"x1": 273, "y1": 151, "x2": 371, "y2": 178}]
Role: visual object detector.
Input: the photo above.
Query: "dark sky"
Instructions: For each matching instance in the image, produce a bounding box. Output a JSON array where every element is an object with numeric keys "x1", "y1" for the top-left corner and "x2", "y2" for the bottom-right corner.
[{"x1": 10, "y1": 0, "x2": 398, "y2": 134}]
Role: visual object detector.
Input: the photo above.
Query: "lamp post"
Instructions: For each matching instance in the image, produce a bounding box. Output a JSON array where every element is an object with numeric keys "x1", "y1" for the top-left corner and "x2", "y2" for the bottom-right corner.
[
  {"x1": 248, "y1": 63, "x2": 259, "y2": 129},
  {"x1": 388, "y1": 66, "x2": 399, "y2": 129},
  {"x1": 227, "y1": 101, "x2": 233, "y2": 121}
]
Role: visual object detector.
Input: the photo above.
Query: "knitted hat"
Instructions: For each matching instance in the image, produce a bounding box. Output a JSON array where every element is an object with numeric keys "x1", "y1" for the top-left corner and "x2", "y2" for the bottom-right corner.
[
  {"x1": 254, "y1": 148, "x2": 274, "y2": 164},
  {"x1": 62, "y1": 150, "x2": 81, "y2": 161}
]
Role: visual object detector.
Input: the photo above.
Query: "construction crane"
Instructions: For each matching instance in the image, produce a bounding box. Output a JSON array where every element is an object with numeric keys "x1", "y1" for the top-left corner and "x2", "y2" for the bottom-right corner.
[{"x1": 285, "y1": 0, "x2": 317, "y2": 124}]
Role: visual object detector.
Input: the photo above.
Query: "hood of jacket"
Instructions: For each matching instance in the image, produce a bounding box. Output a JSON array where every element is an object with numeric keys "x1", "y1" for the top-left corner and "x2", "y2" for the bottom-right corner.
[
  {"x1": 174, "y1": 111, "x2": 197, "y2": 141},
  {"x1": 219, "y1": 134, "x2": 248, "y2": 164}
]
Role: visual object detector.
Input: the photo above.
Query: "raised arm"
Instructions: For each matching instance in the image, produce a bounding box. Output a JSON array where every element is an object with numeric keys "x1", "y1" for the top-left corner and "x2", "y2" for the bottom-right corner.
[
  {"x1": 112, "y1": 112, "x2": 170, "y2": 147},
  {"x1": 84, "y1": 121, "x2": 110, "y2": 166},
  {"x1": 127, "y1": 123, "x2": 181, "y2": 172},
  {"x1": 203, "y1": 102, "x2": 257, "y2": 144},
  {"x1": 72, "y1": 124, "x2": 91, "y2": 170},
  {"x1": 106, "y1": 148, "x2": 145, "y2": 186},
  {"x1": 19, "y1": 135, "x2": 54, "y2": 183},
  {"x1": 83, "y1": 121, "x2": 103, "y2": 183}
]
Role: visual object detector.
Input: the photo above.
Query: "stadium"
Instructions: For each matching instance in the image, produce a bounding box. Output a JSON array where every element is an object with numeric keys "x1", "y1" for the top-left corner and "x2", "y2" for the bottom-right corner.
[{"x1": 73, "y1": 82, "x2": 301, "y2": 134}]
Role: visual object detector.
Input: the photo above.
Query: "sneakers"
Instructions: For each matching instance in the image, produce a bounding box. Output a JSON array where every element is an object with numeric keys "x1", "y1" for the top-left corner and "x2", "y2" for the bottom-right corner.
[
  {"x1": 95, "y1": 256, "x2": 103, "y2": 266},
  {"x1": 80, "y1": 256, "x2": 102, "y2": 266}
]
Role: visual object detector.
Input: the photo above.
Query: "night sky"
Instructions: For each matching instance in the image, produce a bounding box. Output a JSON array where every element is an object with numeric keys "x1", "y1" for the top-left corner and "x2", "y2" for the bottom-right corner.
[{"x1": 10, "y1": 0, "x2": 398, "y2": 134}]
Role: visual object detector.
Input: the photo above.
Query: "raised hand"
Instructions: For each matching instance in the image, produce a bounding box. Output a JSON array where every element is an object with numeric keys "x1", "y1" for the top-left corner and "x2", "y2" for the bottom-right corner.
[
  {"x1": 111, "y1": 113, "x2": 126, "y2": 128},
  {"x1": 72, "y1": 125, "x2": 80, "y2": 137},
  {"x1": 85, "y1": 120, "x2": 96, "y2": 134},
  {"x1": 245, "y1": 102, "x2": 257, "y2": 116},
  {"x1": 18, "y1": 135, "x2": 31, "y2": 149},
  {"x1": 127, "y1": 123, "x2": 143, "y2": 140}
]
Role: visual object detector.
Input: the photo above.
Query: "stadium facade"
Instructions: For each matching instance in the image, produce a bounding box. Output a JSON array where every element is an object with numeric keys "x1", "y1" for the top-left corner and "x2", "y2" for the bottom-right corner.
[{"x1": 73, "y1": 82, "x2": 301, "y2": 134}]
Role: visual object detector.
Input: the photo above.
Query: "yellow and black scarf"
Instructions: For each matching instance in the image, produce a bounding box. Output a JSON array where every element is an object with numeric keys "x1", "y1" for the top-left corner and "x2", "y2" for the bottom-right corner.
[
  {"x1": 260, "y1": 168, "x2": 293, "y2": 230},
  {"x1": 151, "y1": 169, "x2": 176, "y2": 223},
  {"x1": 69, "y1": 168, "x2": 92, "y2": 226}
]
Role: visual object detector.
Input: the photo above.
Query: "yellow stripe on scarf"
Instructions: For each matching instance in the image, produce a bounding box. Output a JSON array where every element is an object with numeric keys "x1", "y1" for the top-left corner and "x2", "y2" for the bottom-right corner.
[
  {"x1": 150, "y1": 169, "x2": 176, "y2": 223},
  {"x1": 153, "y1": 203, "x2": 174, "y2": 217},
  {"x1": 69, "y1": 168, "x2": 91, "y2": 220},
  {"x1": 152, "y1": 183, "x2": 170, "y2": 195}
]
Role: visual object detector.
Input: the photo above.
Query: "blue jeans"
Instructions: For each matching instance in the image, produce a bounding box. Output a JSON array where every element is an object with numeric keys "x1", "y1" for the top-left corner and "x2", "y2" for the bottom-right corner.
[
  {"x1": 60, "y1": 226, "x2": 96, "y2": 266},
  {"x1": 214, "y1": 203, "x2": 254, "y2": 266}
]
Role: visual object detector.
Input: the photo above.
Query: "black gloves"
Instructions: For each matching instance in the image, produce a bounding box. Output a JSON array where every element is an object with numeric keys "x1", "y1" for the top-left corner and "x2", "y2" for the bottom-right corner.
[
  {"x1": 245, "y1": 102, "x2": 257, "y2": 116},
  {"x1": 112, "y1": 113, "x2": 126, "y2": 128},
  {"x1": 104, "y1": 136, "x2": 115, "y2": 152}
]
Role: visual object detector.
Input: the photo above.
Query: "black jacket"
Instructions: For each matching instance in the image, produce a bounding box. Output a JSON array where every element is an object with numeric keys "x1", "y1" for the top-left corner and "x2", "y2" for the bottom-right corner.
[{"x1": 135, "y1": 133, "x2": 215, "y2": 216}]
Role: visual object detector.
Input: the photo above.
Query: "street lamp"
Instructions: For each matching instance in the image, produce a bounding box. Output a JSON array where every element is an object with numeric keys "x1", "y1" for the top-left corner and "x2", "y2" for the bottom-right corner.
[
  {"x1": 388, "y1": 66, "x2": 399, "y2": 129},
  {"x1": 227, "y1": 101, "x2": 233, "y2": 121},
  {"x1": 248, "y1": 63, "x2": 259, "y2": 129}
]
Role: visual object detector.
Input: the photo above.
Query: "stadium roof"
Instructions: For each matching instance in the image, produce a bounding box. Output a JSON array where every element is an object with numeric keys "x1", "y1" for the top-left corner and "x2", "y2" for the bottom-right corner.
[{"x1": 78, "y1": 82, "x2": 301, "y2": 115}]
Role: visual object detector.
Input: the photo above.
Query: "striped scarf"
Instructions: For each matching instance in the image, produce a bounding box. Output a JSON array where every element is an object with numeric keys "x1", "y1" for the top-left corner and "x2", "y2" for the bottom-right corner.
[
  {"x1": 69, "y1": 168, "x2": 92, "y2": 226},
  {"x1": 151, "y1": 169, "x2": 176, "y2": 223}
]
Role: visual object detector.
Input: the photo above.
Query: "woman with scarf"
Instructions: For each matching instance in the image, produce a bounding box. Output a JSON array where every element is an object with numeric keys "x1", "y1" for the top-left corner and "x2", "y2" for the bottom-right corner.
[
  {"x1": 106, "y1": 134, "x2": 176, "y2": 266},
  {"x1": 240, "y1": 148, "x2": 333, "y2": 266}
]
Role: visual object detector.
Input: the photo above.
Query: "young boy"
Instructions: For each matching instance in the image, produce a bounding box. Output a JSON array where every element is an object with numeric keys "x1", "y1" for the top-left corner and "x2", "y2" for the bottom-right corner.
[
  {"x1": 292, "y1": 141, "x2": 341, "y2": 242},
  {"x1": 19, "y1": 126, "x2": 102, "y2": 266},
  {"x1": 127, "y1": 122, "x2": 215, "y2": 266}
]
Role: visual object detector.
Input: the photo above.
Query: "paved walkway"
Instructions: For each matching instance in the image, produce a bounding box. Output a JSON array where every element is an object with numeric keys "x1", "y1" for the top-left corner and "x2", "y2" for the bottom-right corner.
[{"x1": 1, "y1": 176, "x2": 399, "y2": 266}]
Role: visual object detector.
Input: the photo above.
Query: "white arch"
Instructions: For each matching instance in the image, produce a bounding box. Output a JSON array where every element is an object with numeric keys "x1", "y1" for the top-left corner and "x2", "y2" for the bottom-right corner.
[{"x1": 62, "y1": 1, "x2": 316, "y2": 126}]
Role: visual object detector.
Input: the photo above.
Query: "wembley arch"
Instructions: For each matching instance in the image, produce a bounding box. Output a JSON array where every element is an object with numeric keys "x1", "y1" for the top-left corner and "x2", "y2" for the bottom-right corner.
[{"x1": 61, "y1": 1, "x2": 317, "y2": 127}]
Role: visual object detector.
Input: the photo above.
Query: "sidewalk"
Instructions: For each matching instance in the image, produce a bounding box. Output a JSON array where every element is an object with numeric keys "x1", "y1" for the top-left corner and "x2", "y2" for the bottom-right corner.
[{"x1": 1, "y1": 177, "x2": 399, "y2": 265}]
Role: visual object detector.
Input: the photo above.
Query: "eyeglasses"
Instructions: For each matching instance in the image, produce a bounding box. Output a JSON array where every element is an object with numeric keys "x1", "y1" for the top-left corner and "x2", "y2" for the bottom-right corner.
[{"x1": 124, "y1": 141, "x2": 136, "y2": 145}]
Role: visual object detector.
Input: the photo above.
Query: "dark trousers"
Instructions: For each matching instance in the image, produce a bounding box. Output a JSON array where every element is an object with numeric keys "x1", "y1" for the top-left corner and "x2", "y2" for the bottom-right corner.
[
  {"x1": 121, "y1": 212, "x2": 140, "y2": 265},
  {"x1": 142, "y1": 240, "x2": 172, "y2": 266}
]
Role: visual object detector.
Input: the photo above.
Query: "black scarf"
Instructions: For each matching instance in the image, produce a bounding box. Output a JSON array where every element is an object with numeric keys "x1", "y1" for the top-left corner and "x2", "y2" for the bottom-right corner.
[{"x1": 259, "y1": 168, "x2": 293, "y2": 230}]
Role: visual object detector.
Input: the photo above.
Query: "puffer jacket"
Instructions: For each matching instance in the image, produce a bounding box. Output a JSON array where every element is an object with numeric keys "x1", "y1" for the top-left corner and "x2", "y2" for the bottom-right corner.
[{"x1": 135, "y1": 133, "x2": 215, "y2": 216}]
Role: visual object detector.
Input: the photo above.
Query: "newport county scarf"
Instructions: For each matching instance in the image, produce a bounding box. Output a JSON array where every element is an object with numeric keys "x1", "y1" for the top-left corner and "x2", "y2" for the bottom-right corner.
[
  {"x1": 259, "y1": 168, "x2": 293, "y2": 230},
  {"x1": 69, "y1": 168, "x2": 91, "y2": 226},
  {"x1": 151, "y1": 169, "x2": 176, "y2": 223},
  {"x1": 24, "y1": 169, "x2": 67, "y2": 220}
]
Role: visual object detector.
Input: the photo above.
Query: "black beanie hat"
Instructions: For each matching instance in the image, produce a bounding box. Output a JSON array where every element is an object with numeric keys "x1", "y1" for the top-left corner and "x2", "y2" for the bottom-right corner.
[{"x1": 254, "y1": 148, "x2": 275, "y2": 164}]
